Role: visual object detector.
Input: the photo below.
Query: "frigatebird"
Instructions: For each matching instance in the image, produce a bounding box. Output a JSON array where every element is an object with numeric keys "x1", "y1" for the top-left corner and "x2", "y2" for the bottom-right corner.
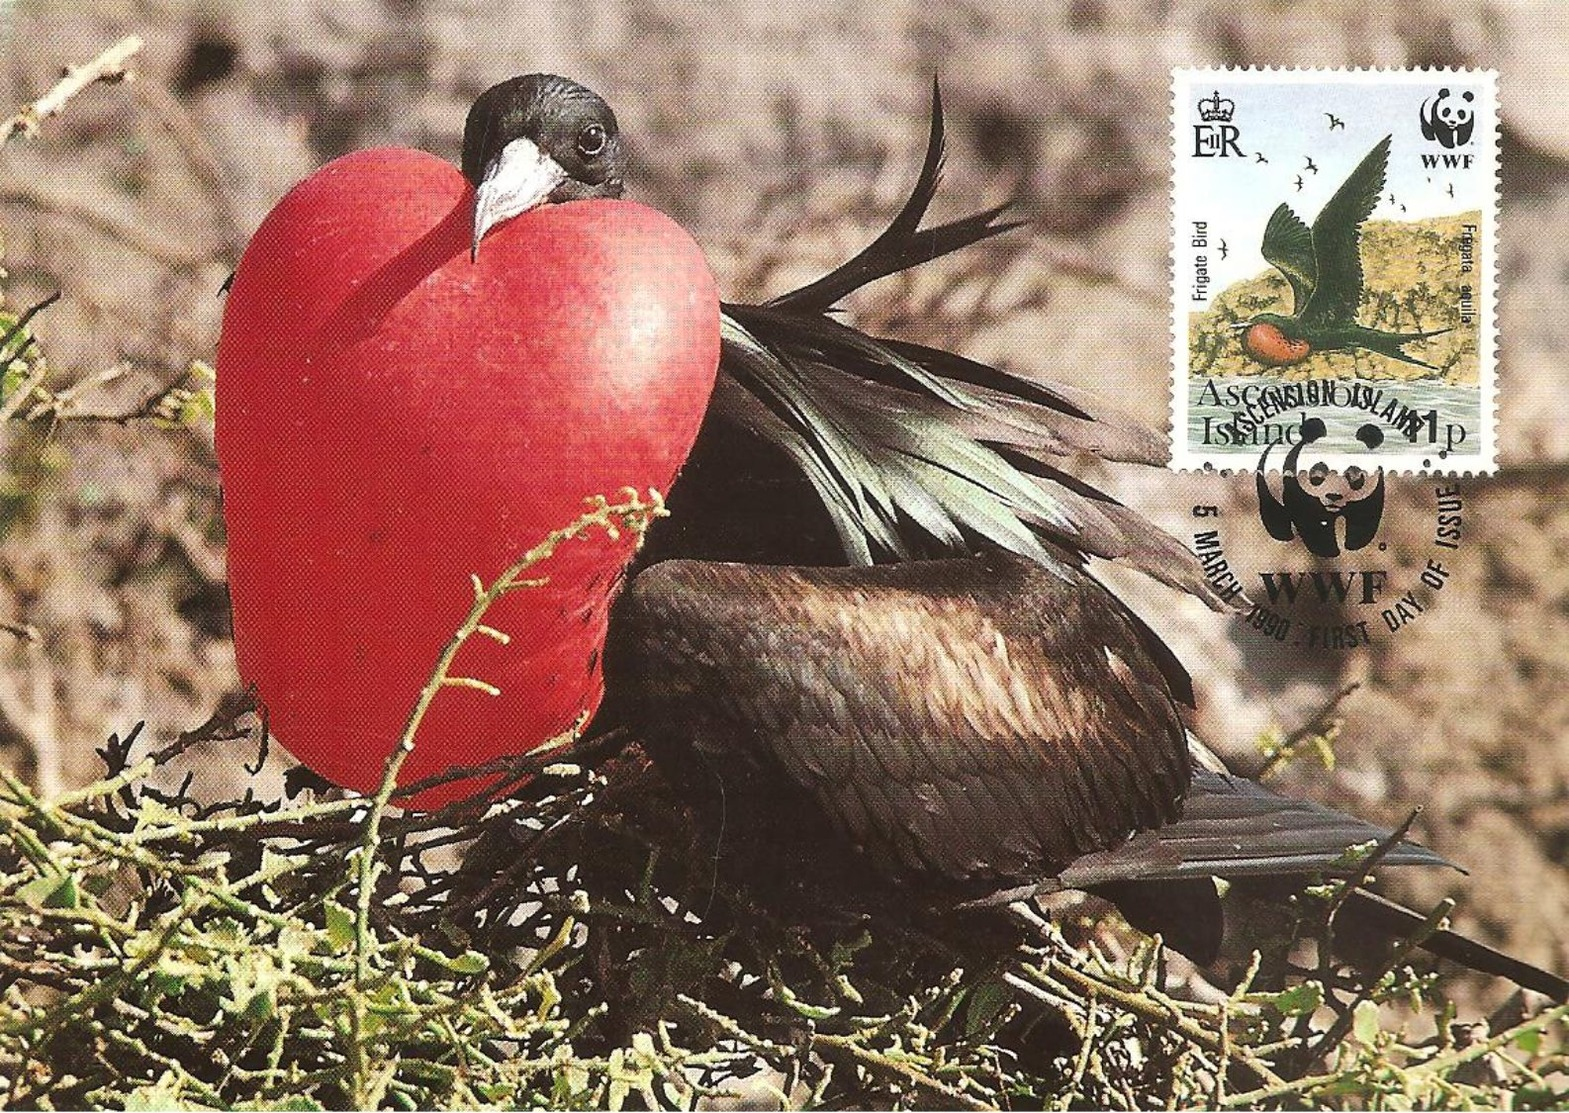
[
  {"x1": 1325, "y1": 113, "x2": 1345, "y2": 130},
  {"x1": 1241, "y1": 137, "x2": 1453, "y2": 371},
  {"x1": 457, "y1": 76, "x2": 1564, "y2": 998},
  {"x1": 1293, "y1": 174, "x2": 1304, "y2": 191},
  {"x1": 1304, "y1": 156, "x2": 1319, "y2": 174},
  {"x1": 467, "y1": 74, "x2": 1198, "y2": 589}
]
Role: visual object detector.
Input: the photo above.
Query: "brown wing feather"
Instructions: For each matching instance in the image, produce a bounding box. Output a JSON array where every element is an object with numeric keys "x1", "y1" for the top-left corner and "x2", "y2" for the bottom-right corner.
[{"x1": 607, "y1": 552, "x2": 1190, "y2": 889}]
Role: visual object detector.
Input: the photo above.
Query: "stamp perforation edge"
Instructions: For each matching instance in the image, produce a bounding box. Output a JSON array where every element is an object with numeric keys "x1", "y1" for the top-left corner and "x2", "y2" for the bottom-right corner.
[{"x1": 1167, "y1": 66, "x2": 1499, "y2": 476}]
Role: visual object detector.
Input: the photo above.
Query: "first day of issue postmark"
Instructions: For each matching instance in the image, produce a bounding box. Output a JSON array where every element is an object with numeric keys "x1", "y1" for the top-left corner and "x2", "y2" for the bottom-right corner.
[{"x1": 1170, "y1": 68, "x2": 1498, "y2": 474}]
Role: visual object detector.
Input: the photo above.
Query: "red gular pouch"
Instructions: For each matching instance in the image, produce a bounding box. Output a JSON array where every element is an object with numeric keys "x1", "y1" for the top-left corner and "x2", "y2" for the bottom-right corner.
[{"x1": 216, "y1": 147, "x2": 720, "y2": 809}]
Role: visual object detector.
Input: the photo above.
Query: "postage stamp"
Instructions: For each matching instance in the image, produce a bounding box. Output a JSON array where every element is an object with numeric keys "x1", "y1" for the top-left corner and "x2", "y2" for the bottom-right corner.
[{"x1": 1170, "y1": 68, "x2": 1498, "y2": 474}]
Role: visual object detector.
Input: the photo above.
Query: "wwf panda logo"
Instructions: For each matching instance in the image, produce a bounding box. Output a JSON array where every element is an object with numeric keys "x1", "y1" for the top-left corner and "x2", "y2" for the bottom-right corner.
[
  {"x1": 1256, "y1": 417, "x2": 1387, "y2": 559},
  {"x1": 1420, "y1": 88, "x2": 1475, "y2": 149}
]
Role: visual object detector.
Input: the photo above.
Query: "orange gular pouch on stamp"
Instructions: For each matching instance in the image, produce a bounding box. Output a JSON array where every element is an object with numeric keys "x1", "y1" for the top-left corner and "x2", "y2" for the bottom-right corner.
[{"x1": 1242, "y1": 321, "x2": 1313, "y2": 366}]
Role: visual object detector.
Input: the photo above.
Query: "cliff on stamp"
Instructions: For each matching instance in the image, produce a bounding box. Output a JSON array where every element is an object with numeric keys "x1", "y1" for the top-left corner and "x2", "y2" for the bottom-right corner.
[{"x1": 1189, "y1": 211, "x2": 1483, "y2": 383}]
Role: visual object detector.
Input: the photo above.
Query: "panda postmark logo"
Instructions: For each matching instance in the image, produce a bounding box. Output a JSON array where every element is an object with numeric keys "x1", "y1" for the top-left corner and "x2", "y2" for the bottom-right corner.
[
  {"x1": 1170, "y1": 68, "x2": 1497, "y2": 475},
  {"x1": 1191, "y1": 416, "x2": 1467, "y2": 654},
  {"x1": 1257, "y1": 418, "x2": 1386, "y2": 559}
]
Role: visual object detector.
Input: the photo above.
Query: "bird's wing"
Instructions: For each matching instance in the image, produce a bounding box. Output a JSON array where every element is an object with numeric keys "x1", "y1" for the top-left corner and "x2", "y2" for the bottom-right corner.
[
  {"x1": 707, "y1": 80, "x2": 1225, "y2": 608},
  {"x1": 1301, "y1": 135, "x2": 1390, "y2": 328},
  {"x1": 1042, "y1": 766, "x2": 1451, "y2": 890},
  {"x1": 717, "y1": 315, "x2": 1077, "y2": 569},
  {"x1": 1260, "y1": 204, "x2": 1317, "y2": 315},
  {"x1": 609, "y1": 553, "x2": 1191, "y2": 889}
]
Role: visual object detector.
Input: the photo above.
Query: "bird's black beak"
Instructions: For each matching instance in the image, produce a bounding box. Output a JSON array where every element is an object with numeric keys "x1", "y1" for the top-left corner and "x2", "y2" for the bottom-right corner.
[{"x1": 471, "y1": 137, "x2": 568, "y2": 262}]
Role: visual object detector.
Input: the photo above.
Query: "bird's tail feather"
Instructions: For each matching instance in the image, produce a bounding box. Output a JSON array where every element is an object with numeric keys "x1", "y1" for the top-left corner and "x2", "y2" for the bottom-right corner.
[
  {"x1": 1350, "y1": 324, "x2": 1454, "y2": 371},
  {"x1": 1011, "y1": 768, "x2": 1568, "y2": 998},
  {"x1": 1337, "y1": 888, "x2": 1569, "y2": 1001},
  {"x1": 1380, "y1": 348, "x2": 1440, "y2": 371},
  {"x1": 764, "y1": 79, "x2": 1026, "y2": 317},
  {"x1": 716, "y1": 80, "x2": 1221, "y2": 605},
  {"x1": 1385, "y1": 325, "x2": 1456, "y2": 341}
]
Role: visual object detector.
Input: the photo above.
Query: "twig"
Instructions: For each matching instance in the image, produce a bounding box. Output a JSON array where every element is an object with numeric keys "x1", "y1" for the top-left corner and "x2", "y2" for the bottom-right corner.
[
  {"x1": 0, "y1": 290, "x2": 60, "y2": 358},
  {"x1": 1272, "y1": 810, "x2": 1424, "y2": 1061},
  {"x1": 1007, "y1": 962, "x2": 1286, "y2": 1092},
  {"x1": 0, "y1": 362, "x2": 48, "y2": 425},
  {"x1": 0, "y1": 292, "x2": 59, "y2": 426},
  {"x1": 1256, "y1": 680, "x2": 1360, "y2": 781},
  {"x1": 812, "y1": 1031, "x2": 990, "y2": 1110},
  {"x1": 1219, "y1": 1003, "x2": 1569, "y2": 1108},
  {"x1": 1412, "y1": 1002, "x2": 1569, "y2": 1079},
  {"x1": 1310, "y1": 897, "x2": 1453, "y2": 1068},
  {"x1": 1324, "y1": 809, "x2": 1420, "y2": 931},
  {"x1": 28, "y1": 366, "x2": 210, "y2": 430},
  {"x1": 1006, "y1": 904, "x2": 1288, "y2": 1091},
  {"x1": 0, "y1": 35, "x2": 143, "y2": 146},
  {"x1": 23, "y1": 362, "x2": 127, "y2": 423},
  {"x1": 345, "y1": 487, "x2": 667, "y2": 1104},
  {"x1": 1216, "y1": 1065, "x2": 1349, "y2": 1109}
]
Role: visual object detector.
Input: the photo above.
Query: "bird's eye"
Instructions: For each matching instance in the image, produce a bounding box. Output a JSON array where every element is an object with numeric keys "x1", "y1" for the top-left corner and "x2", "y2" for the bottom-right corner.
[{"x1": 577, "y1": 124, "x2": 607, "y2": 157}]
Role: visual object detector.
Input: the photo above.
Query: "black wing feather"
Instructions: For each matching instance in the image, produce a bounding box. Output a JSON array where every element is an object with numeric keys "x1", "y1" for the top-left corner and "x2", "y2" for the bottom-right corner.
[
  {"x1": 1049, "y1": 768, "x2": 1452, "y2": 890},
  {"x1": 1301, "y1": 136, "x2": 1390, "y2": 328},
  {"x1": 1259, "y1": 204, "x2": 1317, "y2": 315},
  {"x1": 768, "y1": 79, "x2": 1024, "y2": 316},
  {"x1": 708, "y1": 81, "x2": 1217, "y2": 604},
  {"x1": 1338, "y1": 889, "x2": 1569, "y2": 1001},
  {"x1": 611, "y1": 553, "x2": 1191, "y2": 891}
]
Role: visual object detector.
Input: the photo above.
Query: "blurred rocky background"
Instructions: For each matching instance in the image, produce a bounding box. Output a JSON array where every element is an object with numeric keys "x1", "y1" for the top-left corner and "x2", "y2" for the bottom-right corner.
[{"x1": 2, "y1": 0, "x2": 1567, "y2": 1000}]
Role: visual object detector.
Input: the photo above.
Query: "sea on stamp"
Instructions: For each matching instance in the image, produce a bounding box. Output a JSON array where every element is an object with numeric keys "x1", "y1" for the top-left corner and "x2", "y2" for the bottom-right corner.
[{"x1": 1171, "y1": 69, "x2": 1497, "y2": 473}]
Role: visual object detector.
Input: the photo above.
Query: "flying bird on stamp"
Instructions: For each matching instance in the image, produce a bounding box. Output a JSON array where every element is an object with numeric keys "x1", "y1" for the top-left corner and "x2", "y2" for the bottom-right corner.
[{"x1": 1170, "y1": 69, "x2": 1497, "y2": 474}]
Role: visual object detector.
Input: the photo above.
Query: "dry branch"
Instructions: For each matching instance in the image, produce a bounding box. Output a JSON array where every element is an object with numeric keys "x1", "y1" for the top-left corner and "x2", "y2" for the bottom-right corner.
[{"x1": 0, "y1": 35, "x2": 144, "y2": 146}]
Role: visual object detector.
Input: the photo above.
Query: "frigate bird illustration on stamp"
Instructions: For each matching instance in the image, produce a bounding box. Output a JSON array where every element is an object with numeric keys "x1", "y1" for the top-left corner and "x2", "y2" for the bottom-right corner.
[{"x1": 1170, "y1": 68, "x2": 1497, "y2": 474}]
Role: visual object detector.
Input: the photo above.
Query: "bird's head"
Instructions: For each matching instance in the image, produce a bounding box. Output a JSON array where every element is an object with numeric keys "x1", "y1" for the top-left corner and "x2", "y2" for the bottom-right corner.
[
  {"x1": 1241, "y1": 312, "x2": 1295, "y2": 334},
  {"x1": 462, "y1": 74, "x2": 628, "y2": 261}
]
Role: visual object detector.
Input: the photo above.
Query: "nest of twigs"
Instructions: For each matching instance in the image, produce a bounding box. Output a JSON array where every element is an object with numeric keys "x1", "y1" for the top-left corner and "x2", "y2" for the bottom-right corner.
[{"x1": 0, "y1": 501, "x2": 1565, "y2": 1112}]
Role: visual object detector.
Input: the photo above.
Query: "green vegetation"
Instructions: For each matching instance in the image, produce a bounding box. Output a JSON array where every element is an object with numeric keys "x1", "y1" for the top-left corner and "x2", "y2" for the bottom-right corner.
[{"x1": 0, "y1": 687, "x2": 1566, "y2": 1110}]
